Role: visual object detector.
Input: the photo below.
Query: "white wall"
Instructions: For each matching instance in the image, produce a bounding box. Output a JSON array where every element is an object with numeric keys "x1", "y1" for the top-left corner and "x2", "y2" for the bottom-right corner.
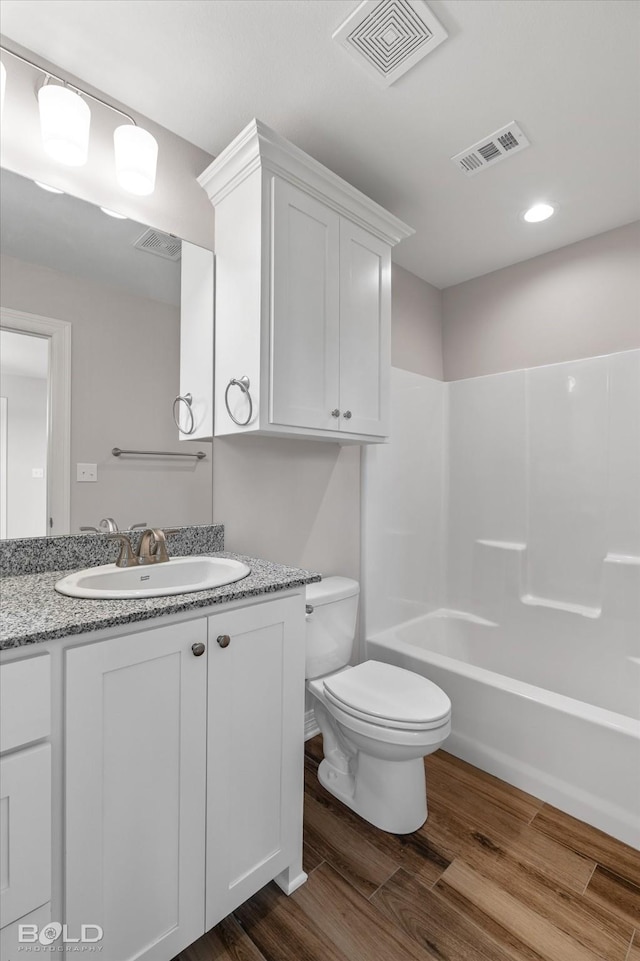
[
  {"x1": 1, "y1": 373, "x2": 48, "y2": 537},
  {"x1": 363, "y1": 350, "x2": 640, "y2": 716},
  {"x1": 362, "y1": 368, "x2": 446, "y2": 636},
  {"x1": 447, "y1": 350, "x2": 640, "y2": 619},
  {"x1": 1, "y1": 253, "x2": 213, "y2": 533}
]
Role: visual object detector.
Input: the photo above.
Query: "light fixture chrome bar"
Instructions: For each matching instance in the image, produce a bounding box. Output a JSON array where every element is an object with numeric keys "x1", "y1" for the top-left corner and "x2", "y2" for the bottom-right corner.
[
  {"x1": 112, "y1": 447, "x2": 207, "y2": 461},
  {"x1": 0, "y1": 43, "x2": 137, "y2": 125}
]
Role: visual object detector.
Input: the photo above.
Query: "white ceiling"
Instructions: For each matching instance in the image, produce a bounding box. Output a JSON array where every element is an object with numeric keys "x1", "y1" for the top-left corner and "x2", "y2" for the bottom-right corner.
[{"x1": 1, "y1": 0, "x2": 639, "y2": 288}]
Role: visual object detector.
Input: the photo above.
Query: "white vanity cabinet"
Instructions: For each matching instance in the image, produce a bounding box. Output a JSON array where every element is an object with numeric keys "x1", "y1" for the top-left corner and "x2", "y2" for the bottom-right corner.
[
  {"x1": 206, "y1": 596, "x2": 306, "y2": 928},
  {"x1": 0, "y1": 655, "x2": 52, "y2": 957},
  {"x1": 198, "y1": 119, "x2": 411, "y2": 444},
  {"x1": 59, "y1": 590, "x2": 306, "y2": 961},
  {"x1": 64, "y1": 618, "x2": 208, "y2": 961}
]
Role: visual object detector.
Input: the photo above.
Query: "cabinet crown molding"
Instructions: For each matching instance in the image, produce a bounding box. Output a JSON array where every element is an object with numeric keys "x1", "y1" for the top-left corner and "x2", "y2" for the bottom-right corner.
[{"x1": 197, "y1": 119, "x2": 414, "y2": 247}]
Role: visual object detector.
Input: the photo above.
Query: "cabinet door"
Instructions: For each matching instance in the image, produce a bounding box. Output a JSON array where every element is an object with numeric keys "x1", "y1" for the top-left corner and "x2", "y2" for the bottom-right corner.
[
  {"x1": 65, "y1": 621, "x2": 207, "y2": 961},
  {"x1": 270, "y1": 178, "x2": 341, "y2": 431},
  {"x1": 339, "y1": 219, "x2": 391, "y2": 437},
  {"x1": 179, "y1": 241, "x2": 214, "y2": 440},
  {"x1": 206, "y1": 596, "x2": 305, "y2": 928},
  {"x1": 0, "y1": 744, "x2": 51, "y2": 929}
]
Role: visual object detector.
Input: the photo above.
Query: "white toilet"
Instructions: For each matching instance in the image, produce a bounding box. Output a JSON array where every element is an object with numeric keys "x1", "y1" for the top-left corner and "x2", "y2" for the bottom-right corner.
[{"x1": 306, "y1": 576, "x2": 451, "y2": 834}]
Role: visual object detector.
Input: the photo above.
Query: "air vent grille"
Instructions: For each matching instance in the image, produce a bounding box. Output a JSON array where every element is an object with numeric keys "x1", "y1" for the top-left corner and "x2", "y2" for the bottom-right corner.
[
  {"x1": 333, "y1": 0, "x2": 447, "y2": 87},
  {"x1": 452, "y1": 123, "x2": 531, "y2": 177},
  {"x1": 132, "y1": 228, "x2": 182, "y2": 261}
]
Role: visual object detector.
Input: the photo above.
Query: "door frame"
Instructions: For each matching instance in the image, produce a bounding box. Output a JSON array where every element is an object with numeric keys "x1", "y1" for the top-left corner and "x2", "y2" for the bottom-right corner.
[{"x1": 0, "y1": 307, "x2": 71, "y2": 536}]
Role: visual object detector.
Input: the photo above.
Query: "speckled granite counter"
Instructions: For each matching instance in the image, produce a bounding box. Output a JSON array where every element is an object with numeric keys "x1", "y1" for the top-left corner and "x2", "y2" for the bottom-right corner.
[{"x1": 0, "y1": 552, "x2": 321, "y2": 649}]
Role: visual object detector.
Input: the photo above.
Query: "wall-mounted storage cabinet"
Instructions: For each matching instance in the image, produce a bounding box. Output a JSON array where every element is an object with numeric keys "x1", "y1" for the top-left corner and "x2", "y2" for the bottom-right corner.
[
  {"x1": 198, "y1": 120, "x2": 413, "y2": 444},
  {"x1": 177, "y1": 241, "x2": 214, "y2": 441}
]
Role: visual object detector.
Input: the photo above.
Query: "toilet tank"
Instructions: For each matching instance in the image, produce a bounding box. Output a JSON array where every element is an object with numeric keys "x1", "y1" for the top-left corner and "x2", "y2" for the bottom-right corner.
[{"x1": 305, "y1": 576, "x2": 360, "y2": 679}]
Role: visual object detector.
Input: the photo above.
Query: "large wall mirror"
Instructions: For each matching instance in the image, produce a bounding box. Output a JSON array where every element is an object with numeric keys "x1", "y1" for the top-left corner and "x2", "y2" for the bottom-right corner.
[{"x1": 0, "y1": 168, "x2": 213, "y2": 539}]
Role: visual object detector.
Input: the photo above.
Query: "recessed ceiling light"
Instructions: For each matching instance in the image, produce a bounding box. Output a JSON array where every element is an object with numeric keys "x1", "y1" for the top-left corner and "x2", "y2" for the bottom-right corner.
[
  {"x1": 523, "y1": 203, "x2": 555, "y2": 223},
  {"x1": 100, "y1": 206, "x2": 127, "y2": 220},
  {"x1": 34, "y1": 180, "x2": 64, "y2": 194}
]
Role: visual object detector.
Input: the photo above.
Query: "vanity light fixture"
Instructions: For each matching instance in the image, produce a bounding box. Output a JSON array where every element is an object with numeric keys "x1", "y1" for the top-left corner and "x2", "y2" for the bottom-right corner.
[
  {"x1": 113, "y1": 125, "x2": 158, "y2": 196},
  {"x1": 523, "y1": 202, "x2": 556, "y2": 223},
  {"x1": 38, "y1": 82, "x2": 91, "y2": 166},
  {"x1": 0, "y1": 44, "x2": 158, "y2": 194},
  {"x1": 34, "y1": 180, "x2": 65, "y2": 194}
]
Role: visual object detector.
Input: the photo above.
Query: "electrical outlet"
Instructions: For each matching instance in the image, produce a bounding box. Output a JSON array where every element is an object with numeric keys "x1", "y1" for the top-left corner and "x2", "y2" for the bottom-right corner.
[
  {"x1": 77, "y1": 463, "x2": 98, "y2": 482},
  {"x1": 32, "y1": 467, "x2": 44, "y2": 478}
]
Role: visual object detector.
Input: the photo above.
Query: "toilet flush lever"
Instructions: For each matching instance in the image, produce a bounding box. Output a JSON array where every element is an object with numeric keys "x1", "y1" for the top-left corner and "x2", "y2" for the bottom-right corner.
[{"x1": 305, "y1": 604, "x2": 314, "y2": 615}]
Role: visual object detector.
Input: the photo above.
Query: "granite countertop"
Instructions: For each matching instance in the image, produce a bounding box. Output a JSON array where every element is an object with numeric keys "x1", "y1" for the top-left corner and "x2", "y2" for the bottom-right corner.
[{"x1": 0, "y1": 552, "x2": 321, "y2": 649}]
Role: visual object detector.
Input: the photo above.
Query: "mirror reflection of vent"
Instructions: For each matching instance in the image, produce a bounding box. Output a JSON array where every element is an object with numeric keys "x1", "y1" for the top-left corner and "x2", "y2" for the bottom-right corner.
[
  {"x1": 133, "y1": 228, "x2": 182, "y2": 261},
  {"x1": 452, "y1": 123, "x2": 531, "y2": 177},
  {"x1": 333, "y1": 0, "x2": 448, "y2": 88}
]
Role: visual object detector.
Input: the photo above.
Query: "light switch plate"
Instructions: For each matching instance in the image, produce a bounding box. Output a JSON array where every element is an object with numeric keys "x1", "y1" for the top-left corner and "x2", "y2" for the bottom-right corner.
[{"x1": 77, "y1": 463, "x2": 98, "y2": 482}]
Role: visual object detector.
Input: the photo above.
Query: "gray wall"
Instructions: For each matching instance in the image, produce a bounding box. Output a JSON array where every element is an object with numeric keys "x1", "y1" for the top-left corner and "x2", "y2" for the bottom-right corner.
[
  {"x1": 392, "y1": 265, "x2": 443, "y2": 380},
  {"x1": 442, "y1": 221, "x2": 640, "y2": 381}
]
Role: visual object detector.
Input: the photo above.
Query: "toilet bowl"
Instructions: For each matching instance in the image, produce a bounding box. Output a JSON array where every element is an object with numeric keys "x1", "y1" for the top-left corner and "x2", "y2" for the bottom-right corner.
[{"x1": 305, "y1": 577, "x2": 451, "y2": 834}]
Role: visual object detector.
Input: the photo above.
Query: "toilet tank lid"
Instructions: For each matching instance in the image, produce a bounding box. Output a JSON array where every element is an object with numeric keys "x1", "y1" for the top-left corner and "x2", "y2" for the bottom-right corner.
[{"x1": 306, "y1": 576, "x2": 360, "y2": 605}]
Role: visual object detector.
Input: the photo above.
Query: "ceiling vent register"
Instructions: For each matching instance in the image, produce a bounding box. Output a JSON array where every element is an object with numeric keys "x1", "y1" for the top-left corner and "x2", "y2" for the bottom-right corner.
[
  {"x1": 333, "y1": 0, "x2": 448, "y2": 87},
  {"x1": 452, "y1": 122, "x2": 531, "y2": 177},
  {"x1": 132, "y1": 228, "x2": 182, "y2": 261}
]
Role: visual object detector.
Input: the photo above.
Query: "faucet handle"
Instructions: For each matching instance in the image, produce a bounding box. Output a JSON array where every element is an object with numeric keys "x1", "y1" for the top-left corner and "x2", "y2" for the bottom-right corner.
[
  {"x1": 108, "y1": 533, "x2": 137, "y2": 568},
  {"x1": 149, "y1": 528, "x2": 171, "y2": 563},
  {"x1": 100, "y1": 517, "x2": 119, "y2": 533},
  {"x1": 128, "y1": 521, "x2": 148, "y2": 531},
  {"x1": 137, "y1": 528, "x2": 172, "y2": 564}
]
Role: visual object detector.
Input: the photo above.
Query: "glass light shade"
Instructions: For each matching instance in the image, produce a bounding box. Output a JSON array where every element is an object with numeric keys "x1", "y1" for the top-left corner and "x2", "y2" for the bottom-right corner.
[
  {"x1": 524, "y1": 203, "x2": 555, "y2": 223},
  {"x1": 38, "y1": 84, "x2": 91, "y2": 166},
  {"x1": 100, "y1": 206, "x2": 127, "y2": 219},
  {"x1": 1, "y1": 61, "x2": 6, "y2": 113},
  {"x1": 113, "y1": 124, "x2": 158, "y2": 195},
  {"x1": 34, "y1": 180, "x2": 65, "y2": 194}
]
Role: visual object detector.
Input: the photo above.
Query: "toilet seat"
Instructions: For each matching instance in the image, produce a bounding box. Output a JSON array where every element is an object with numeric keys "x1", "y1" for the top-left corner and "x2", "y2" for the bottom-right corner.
[{"x1": 322, "y1": 660, "x2": 451, "y2": 732}]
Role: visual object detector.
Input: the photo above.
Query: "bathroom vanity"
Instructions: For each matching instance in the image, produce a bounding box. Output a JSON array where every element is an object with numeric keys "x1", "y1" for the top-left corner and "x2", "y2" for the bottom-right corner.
[{"x1": 0, "y1": 531, "x2": 318, "y2": 960}]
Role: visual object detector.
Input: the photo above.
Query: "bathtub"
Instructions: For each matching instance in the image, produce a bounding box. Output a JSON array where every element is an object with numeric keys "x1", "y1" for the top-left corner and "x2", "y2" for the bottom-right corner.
[{"x1": 366, "y1": 610, "x2": 640, "y2": 849}]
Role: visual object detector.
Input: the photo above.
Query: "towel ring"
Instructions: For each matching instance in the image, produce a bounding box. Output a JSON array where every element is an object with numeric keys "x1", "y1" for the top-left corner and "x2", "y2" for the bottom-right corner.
[
  {"x1": 224, "y1": 376, "x2": 253, "y2": 426},
  {"x1": 173, "y1": 393, "x2": 196, "y2": 435}
]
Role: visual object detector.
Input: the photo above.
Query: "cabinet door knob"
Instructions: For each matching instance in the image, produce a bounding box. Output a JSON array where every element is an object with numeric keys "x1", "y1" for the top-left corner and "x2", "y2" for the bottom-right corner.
[
  {"x1": 331, "y1": 409, "x2": 340, "y2": 418},
  {"x1": 192, "y1": 642, "x2": 206, "y2": 657},
  {"x1": 217, "y1": 634, "x2": 231, "y2": 648},
  {"x1": 343, "y1": 410, "x2": 352, "y2": 419}
]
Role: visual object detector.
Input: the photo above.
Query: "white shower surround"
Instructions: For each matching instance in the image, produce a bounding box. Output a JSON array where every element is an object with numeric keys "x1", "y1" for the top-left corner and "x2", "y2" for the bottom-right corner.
[{"x1": 362, "y1": 354, "x2": 640, "y2": 848}]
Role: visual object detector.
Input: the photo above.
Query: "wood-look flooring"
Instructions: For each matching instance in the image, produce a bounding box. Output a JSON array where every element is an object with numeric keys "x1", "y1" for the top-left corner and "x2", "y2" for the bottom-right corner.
[{"x1": 180, "y1": 735, "x2": 640, "y2": 961}]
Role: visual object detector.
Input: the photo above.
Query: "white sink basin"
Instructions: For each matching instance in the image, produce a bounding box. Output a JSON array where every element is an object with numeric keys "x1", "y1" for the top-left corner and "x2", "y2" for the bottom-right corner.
[{"x1": 55, "y1": 556, "x2": 251, "y2": 599}]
